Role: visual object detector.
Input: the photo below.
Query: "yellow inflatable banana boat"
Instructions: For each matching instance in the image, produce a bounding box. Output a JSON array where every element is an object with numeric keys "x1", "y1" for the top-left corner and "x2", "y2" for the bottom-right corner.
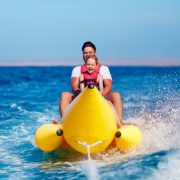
[{"x1": 35, "y1": 85, "x2": 143, "y2": 154}]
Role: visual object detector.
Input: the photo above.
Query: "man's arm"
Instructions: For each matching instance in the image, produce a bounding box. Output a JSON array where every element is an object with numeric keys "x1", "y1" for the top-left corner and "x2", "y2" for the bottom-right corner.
[
  {"x1": 102, "y1": 79, "x2": 112, "y2": 97},
  {"x1": 71, "y1": 77, "x2": 81, "y2": 95},
  {"x1": 99, "y1": 65, "x2": 112, "y2": 96},
  {"x1": 70, "y1": 66, "x2": 81, "y2": 95}
]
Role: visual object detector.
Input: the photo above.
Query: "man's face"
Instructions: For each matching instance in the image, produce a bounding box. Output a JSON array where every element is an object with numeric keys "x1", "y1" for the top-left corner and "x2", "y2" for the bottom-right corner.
[{"x1": 83, "y1": 47, "x2": 96, "y2": 62}]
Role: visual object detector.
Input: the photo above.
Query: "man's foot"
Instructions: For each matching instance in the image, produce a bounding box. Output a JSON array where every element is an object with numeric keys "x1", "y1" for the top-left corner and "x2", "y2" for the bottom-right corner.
[
  {"x1": 122, "y1": 122, "x2": 137, "y2": 126},
  {"x1": 53, "y1": 119, "x2": 60, "y2": 124}
]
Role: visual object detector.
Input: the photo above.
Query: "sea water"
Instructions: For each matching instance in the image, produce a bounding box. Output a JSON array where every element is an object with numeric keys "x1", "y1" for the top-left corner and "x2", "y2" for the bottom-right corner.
[{"x1": 0, "y1": 66, "x2": 179, "y2": 180}]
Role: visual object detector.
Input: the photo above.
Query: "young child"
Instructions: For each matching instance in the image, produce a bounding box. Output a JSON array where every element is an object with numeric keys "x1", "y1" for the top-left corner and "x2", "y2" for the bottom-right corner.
[{"x1": 80, "y1": 55, "x2": 103, "y2": 94}]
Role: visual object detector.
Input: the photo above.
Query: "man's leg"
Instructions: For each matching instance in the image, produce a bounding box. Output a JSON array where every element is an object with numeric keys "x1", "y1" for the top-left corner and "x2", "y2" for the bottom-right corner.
[
  {"x1": 106, "y1": 92, "x2": 123, "y2": 125},
  {"x1": 54, "y1": 92, "x2": 74, "y2": 124},
  {"x1": 59, "y1": 92, "x2": 74, "y2": 118},
  {"x1": 107, "y1": 101, "x2": 121, "y2": 128}
]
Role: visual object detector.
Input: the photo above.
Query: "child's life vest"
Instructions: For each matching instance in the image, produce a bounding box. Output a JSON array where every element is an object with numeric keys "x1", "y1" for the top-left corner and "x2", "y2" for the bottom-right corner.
[{"x1": 80, "y1": 64, "x2": 101, "y2": 86}]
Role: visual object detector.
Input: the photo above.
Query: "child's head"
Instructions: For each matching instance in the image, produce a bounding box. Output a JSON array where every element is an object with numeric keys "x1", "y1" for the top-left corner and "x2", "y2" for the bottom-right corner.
[{"x1": 85, "y1": 55, "x2": 99, "y2": 73}]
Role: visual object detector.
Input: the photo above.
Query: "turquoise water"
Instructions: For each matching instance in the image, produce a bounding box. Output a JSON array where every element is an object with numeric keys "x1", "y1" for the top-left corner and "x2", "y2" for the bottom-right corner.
[{"x1": 0, "y1": 66, "x2": 180, "y2": 180}]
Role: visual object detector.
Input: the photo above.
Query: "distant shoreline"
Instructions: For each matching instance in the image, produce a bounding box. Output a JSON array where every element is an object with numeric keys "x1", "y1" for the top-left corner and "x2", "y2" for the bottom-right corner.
[
  {"x1": 0, "y1": 63, "x2": 180, "y2": 67},
  {"x1": 0, "y1": 59, "x2": 179, "y2": 67}
]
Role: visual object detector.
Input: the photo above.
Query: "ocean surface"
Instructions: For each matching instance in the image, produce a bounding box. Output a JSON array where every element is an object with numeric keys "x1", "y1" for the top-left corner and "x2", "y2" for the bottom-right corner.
[{"x1": 0, "y1": 66, "x2": 180, "y2": 180}]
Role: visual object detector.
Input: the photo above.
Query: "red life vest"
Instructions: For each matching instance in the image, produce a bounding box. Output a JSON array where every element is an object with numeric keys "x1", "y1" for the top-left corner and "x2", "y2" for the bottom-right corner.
[{"x1": 80, "y1": 64, "x2": 101, "y2": 86}]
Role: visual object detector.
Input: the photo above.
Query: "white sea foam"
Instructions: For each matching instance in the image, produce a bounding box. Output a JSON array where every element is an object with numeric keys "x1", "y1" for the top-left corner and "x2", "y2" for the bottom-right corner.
[
  {"x1": 138, "y1": 105, "x2": 180, "y2": 153},
  {"x1": 10, "y1": 103, "x2": 28, "y2": 113},
  {"x1": 82, "y1": 159, "x2": 100, "y2": 180},
  {"x1": 37, "y1": 114, "x2": 54, "y2": 124},
  {"x1": 10, "y1": 103, "x2": 17, "y2": 108},
  {"x1": 71, "y1": 140, "x2": 101, "y2": 180},
  {"x1": 92, "y1": 102, "x2": 180, "y2": 163},
  {"x1": 0, "y1": 135, "x2": 26, "y2": 179},
  {"x1": 149, "y1": 150, "x2": 180, "y2": 180},
  {"x1": 0, "y1": 119, "x2": 40, "y2": 179}
]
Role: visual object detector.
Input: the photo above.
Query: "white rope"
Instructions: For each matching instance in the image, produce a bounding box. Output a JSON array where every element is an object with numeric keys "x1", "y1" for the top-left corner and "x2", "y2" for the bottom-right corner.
[{"x1": 77, "y1": 140, "x2": 103, "y2": 159}]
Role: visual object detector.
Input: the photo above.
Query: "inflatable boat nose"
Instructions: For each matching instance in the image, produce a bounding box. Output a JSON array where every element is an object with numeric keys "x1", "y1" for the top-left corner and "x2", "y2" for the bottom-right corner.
[{"x1": 62, "y1": 86, "x2": 117, "y2": 154}]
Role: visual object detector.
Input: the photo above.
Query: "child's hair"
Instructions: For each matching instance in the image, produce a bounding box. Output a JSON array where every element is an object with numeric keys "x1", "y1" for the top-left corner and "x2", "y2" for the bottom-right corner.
[{"x1": 86, "y1": 55, "x2": 99, "y2": 65}]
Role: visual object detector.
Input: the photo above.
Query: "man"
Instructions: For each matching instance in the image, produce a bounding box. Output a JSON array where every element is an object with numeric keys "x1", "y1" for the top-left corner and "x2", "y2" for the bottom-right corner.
[{"x1": 58, "y1": 41, "x2": 123, "y2": 126}]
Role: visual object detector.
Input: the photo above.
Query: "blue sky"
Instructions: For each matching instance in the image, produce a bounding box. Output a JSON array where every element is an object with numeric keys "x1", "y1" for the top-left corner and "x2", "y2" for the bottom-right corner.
[{"x1": 0, "y1": 0, "x2": 180, "y2": 65}]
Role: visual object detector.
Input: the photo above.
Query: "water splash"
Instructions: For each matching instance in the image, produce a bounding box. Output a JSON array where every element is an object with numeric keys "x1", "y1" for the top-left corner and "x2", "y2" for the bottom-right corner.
[
  {"x1": 77, "y1": 140, "x2": 103, "y2": 180},
  {"x1": 148, "y1": 150, "x2": 180, "y2": 180}
]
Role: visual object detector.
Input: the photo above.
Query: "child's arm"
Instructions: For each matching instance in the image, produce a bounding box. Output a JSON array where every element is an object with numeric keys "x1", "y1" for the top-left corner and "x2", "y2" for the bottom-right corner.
[
  {"x1": 80, "y1": 74, "x2": 85, "y2": 91},
  {"x1": 97, "y1": 74, "x2": 104, "y2": 95}
]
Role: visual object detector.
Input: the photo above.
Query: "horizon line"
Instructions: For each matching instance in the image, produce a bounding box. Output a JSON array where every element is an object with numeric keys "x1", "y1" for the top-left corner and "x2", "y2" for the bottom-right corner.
[
  {"x1": 0, "y1": 64, "x2": 179, "y2": 67},
  {"x1": 0, "y1": 59, "x2": 180, "y2": 67}
]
